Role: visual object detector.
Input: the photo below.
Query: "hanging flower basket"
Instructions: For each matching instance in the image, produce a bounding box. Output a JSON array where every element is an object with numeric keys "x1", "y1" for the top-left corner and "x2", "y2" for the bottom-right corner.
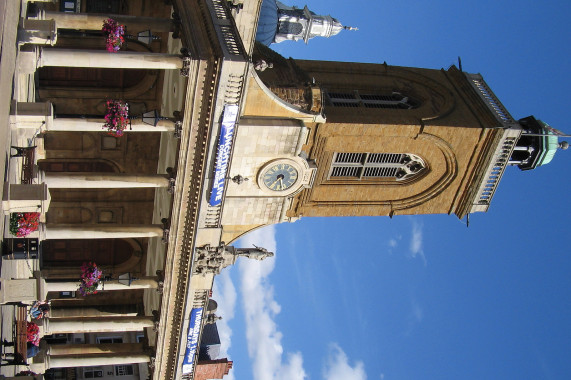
[
  {"x1": 102, "y1": 18, "x2": 125, "y2": 52},
  {"x1": 79, "y1": 262, "x2": 103, "y2": 296},
  {"x1": 26, "y1": 322, "x2": 40, "y2": 346},
  {"x1": 9, "y1": 212, "x2": 40, "y2": 237},
  {"x1": 103, "y1": 100, "x2": 130, "y2": 137}
]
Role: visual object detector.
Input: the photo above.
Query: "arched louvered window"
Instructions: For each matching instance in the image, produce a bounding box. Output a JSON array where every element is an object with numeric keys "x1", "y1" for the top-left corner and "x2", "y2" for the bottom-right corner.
[
  {"x1": 278, "y1": 21, "x2": 304, "y2": 36},
  {"x1": 329, "y1": 153, "x2": 426, "y2": 180},
  {"x1": 326, "y1": 91, "x2": 418, "y2": 109}
]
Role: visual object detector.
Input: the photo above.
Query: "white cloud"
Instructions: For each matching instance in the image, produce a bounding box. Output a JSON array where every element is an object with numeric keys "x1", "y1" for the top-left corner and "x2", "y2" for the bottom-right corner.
[
  {"x1": 388, "y1": 238, "x2": 398, "y2": 248},
  {"x1": 212, "y1": 263, "x2": 237, "y2": 380},
  {"x1": 405, "y1": 298, "x2": 423, "y2": 336},
  {"x1": 276, "y1": 352, "x2": 307, "y2": 380},
  {"x1": 409, "y1": 219, "x2": 427, "y2": 266},
  {"x1": 322, "y1": 343, "x2": 367, "y2": 380},
  {"x1": 237, "y1": 226, "x2": 308, "y2": 380},
  {"x1": 212, "y1": 268, "x2": 237, "y2": 358}
]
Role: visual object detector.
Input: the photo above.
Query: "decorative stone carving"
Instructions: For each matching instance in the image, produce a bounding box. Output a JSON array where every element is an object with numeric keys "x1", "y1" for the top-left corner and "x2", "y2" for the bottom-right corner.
[
  {"x1": 193, "y1": 243, "x2": 274, "y2": 275},
  {"x1": 254, "y1": 60, "x2": 273, "y2": 72},
  {"x1": 205, "y1": 314, "x2": 223, "y2": 324}
]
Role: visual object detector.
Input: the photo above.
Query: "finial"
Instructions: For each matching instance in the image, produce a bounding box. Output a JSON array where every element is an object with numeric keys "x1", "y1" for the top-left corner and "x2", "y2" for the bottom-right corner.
[
  {"x1": 559, "y1": 141, "x2": 569, "y2": 150},
  {"x1": 344, "y1": 26, "x2": 358, "y2": 31}
]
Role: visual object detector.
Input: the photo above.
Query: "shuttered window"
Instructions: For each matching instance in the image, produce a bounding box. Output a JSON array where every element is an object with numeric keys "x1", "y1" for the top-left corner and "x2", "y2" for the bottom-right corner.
[
  {"x1": 326, "y1": 91, "x2": 418, "y2": 109},
  {"x1": 330, "y1": 153, "x2": 425, "y2": 180}
]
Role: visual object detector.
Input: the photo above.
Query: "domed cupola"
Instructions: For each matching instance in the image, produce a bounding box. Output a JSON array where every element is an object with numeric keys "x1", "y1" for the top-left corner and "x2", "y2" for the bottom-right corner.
[
  {"x1": 255, "y1": 0, "x2": 356, "y2": 46},
  {"x1": 509, "y1": 116, "x2": 569, "y2": 170}
]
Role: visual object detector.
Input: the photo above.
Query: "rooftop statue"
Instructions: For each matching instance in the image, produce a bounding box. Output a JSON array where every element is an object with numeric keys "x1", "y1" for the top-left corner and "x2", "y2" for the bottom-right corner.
[{"x1": 235, "y1": 245, "x2": 275, "y2": 260}]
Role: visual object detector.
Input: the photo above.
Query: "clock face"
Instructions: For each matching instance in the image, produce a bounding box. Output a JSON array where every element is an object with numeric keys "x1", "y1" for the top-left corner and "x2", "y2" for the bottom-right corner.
[{"x1": 262, "y1": 163, "x2": 299, "y2": 191}]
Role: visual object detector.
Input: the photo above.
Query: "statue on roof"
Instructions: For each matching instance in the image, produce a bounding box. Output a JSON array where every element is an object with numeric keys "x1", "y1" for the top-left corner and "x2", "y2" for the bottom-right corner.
[
  {"x1": 193, "y1": 243, "x2": 274, "y2": 276},
  {"x1": 256, "y1": 0, "x2": 356, "y2": 46}
]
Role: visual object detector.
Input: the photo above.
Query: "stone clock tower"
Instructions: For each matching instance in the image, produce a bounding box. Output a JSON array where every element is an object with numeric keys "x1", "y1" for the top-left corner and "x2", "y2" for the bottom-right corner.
[{"x1": 209, "y1": 46, "x2": 566, "y2": 242}]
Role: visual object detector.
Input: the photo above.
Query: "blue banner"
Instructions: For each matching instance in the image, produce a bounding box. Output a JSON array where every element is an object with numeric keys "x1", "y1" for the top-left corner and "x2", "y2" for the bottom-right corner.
[
  {"x1": 182, "y1": 307, "x2": 204, "y2": 374},
  {"x1": 209, "y1": 104, "x2": 239, "y2": 206}
]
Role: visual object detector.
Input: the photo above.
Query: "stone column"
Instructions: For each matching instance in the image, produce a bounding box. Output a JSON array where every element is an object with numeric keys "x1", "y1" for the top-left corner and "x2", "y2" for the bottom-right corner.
[
  {"x1": 19, "y1": 19, "x2": 57, "y2": 45},
  {"x1": 44, "y1": 47, "x2": 182, "y2": 69},
  {"x1": 43, "y1": 10, "x2": 174, "y2": 33},
  {"x1": 50, "y1": 304, "x2": 138, "y2": 318},
  {"x1": 42, "y1": 316, "x2": 155, "y2": 334},
  {"x1": 2, "y1": 183, "x2": 51, "y2": 214},
  {"x1": 1, "y1": 277, "x2": 160, "y2": 304},
  {"x1": 44, "y1": 277, "x2": 160, "y2": 293},
  {"x1": 11, "y1": 101, "x2": 179, "y2": 133},
  {"x1": 46, "y1": 350, "x2": 150, "y2": 369},
  {"x1": 51, "y1": 117, "x2": 177, "y2": 132},
  {"x1": 42, "y1": 223, "x2": 164, "y2": 239},
  {"x1": 42, "y1": 171, "x2": 170, "y2": 188},
  {"x1": 49, "y1": 343, "x2": 144, "y2": 356}
]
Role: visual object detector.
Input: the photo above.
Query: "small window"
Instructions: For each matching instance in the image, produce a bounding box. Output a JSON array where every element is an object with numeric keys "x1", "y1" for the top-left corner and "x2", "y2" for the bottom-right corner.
[
  {"x1": 84, "y1": 367, "x2": 104, "y2": 378},
  {"x1": 115, "y1": 365, "x2": 134, "y2": 376},
  {"x1": 330, "y1": 152, "x2": 426, "y2": 180},
  {"x1": 96, "y1": 336, "x2": 123, "y2": 344}
]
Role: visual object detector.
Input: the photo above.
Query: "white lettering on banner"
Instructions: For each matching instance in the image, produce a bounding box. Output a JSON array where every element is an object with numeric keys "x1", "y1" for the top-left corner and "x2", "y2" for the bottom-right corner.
[
  {"x1": 209, "y1": 104, "x2": 239, "y2": 206},
  {"x1": 182, "y1": 307, "x2": 204, "y2": 374}
]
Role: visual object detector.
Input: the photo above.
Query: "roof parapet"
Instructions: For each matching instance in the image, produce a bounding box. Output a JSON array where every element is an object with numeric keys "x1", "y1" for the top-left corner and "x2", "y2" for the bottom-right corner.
[
  {"x1": 470, "y1": 128, "x2": 522, "y2": 213},
  {"x1": 465, "y1": 73, "x2": 515, "y2": 127}
]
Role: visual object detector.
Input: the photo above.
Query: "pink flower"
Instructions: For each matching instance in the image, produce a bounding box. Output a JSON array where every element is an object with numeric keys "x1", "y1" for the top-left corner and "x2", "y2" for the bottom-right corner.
[
  {"x1": 102, "y1": 100, "x2": 129, "y2": 137},
  {"x1": 102, "y1": 19, "x2": 125, "y2": 53}
]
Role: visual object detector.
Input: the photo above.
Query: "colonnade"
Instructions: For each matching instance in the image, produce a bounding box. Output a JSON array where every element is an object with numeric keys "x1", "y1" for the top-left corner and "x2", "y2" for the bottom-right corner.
[
  {"x1": 6, "y1": 3, "x2": 185, "y2": 375},
  {"x1": 0, "y1": 274, "x2": 164, "y2": 371},
  {"x1": 7, "y1": 4, "x2": 184, "y2": 239},
  {"x1": 38, "y1": 307, "x2": 157, "y2": 370},
  {"x1": 18, "y1": 7, "x2": 187, "y2": 75}
]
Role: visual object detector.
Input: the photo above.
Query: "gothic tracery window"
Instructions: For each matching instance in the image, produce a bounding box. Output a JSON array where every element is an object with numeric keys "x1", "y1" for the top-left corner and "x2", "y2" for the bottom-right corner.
[{"x1": 329, "y1": 152, "x2": 426, "y2": 180}]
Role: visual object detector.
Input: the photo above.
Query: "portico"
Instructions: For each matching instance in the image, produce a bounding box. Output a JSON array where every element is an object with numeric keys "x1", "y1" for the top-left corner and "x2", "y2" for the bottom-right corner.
[{"x1": 1, "y1": 0, "x2": 255, "y2": 379}]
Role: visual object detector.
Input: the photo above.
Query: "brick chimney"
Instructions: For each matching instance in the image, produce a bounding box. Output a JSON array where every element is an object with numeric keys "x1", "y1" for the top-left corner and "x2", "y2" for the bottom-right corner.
[{"x1": 194, "y1": 358, "x2": 233, "y2": 380}]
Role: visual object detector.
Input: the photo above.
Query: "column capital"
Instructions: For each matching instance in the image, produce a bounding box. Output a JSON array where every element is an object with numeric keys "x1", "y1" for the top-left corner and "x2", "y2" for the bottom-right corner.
[
  {"x1": 18, "y1": 45, "x2": 41, "y2": 74},
  {"x1": 10, "y1": 101, "x2": 54, "y2": 131}
]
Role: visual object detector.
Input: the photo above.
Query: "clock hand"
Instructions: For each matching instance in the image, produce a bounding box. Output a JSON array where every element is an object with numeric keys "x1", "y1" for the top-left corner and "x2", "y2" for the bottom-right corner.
[
  {"x1": 279, "y1": 178, "x2": 284, "y2": 190},
  {"x1": 269, "y1": 178, "x2": 280, "y2": 189}
]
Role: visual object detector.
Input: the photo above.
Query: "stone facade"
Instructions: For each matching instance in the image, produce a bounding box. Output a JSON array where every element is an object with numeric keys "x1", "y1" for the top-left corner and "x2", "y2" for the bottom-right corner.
[{"x1": 1, "y1": 0, "x2": 558, "y2": 379}]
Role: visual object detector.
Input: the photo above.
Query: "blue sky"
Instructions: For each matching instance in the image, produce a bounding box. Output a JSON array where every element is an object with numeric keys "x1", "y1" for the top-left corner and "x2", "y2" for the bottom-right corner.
[{"x1": 213, "y1": 1, "x2": 571, "y2": 379}]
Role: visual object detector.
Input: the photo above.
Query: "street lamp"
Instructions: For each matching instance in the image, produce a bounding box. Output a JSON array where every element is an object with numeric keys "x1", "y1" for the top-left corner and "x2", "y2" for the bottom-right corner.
[
  {"x1": 136, "y1": 30, "x2": 160, "y2": 45},
  {"x1": 125, "y1": 30, "x2": 160, "y2": 45},
  {"x1": 140, "y1": 110, "x2": 169, "y2": 127},
  {"x1": 118, "y1": 272, "x2": 137, "y2": 286}
]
